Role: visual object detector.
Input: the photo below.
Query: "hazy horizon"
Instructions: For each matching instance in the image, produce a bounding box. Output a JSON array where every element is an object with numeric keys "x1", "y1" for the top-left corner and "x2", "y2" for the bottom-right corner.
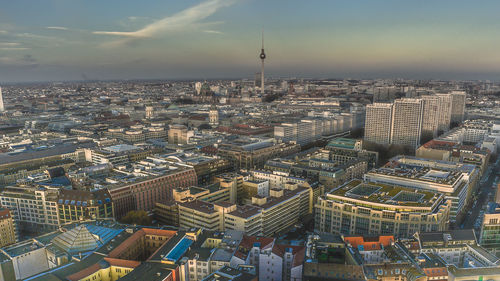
[{"x1": 1, "y1": 0, "x2": 500, "y2": 83}]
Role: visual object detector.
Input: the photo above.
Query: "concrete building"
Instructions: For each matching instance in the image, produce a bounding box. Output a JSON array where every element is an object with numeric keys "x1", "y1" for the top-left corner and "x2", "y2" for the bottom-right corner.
[
  {"x1": 390, "y1": 98, "x2": 424, "y2": 149},
  {"x1": 0, "y1": 186, "x2": 60, "y2": 234},
  {"x1": 168, "y1": 124, "x2": 194, "y2": 145},
  {"x1": 217, "y1": 138, "x2": 300, "y2": 170},
  {"x1": 421, "y1": 95, "x2": 442, "y2": 139},
  {"x1": 229, "y1": 235, "x2": 305, "y2": 281},
  {"x1": 315, "y1": 179, "x2": 451, "y2": 238},
  {"x1": 364, "y1": 156, "x2": 479, "y2": 223},
  {"x1": 0, "y1": 208, "x2": 16, "y2": 247},
  {"x1": 0, "y1": 87, "x2": 4, "y2": 112},
  {"x1": 450, "y1": 91, "x2": 466, "y2": 124},
  {"x1": 107, "y1": 164, "x2": 197, "y2": 219},
  {"x1": 364, "y1": 103, "x2": 393, "y2": 146},
  {"x1": 274, "y1": 119, "x2": 323, "y2": 145},
  {"x1": 436, "y1": 93, "x2": 453, "y2": 133},
  {"x1": 57, "y1": 189, "x2": 114, "y2": 224}
]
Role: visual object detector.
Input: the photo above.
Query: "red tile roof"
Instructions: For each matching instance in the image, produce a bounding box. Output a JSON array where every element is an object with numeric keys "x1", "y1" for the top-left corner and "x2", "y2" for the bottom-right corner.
[
  {"x1": 344, "y1": 235, "x2": 394, "y2": 251},
  {"x1": 103, "y1": 257, "x2": 141, "y2": 268},
  {"x1": 67, "y1": 263, "x2": 101, "y2": 281}
]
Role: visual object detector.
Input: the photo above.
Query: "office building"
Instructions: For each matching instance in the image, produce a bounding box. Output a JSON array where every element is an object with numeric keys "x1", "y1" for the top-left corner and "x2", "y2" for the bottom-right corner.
[
  {"x1": 314, "y1": 179, "x2": 451, "y2": 238},
  {"x1": 168, "y1": 124, "x2": 194, "y2": 145},
  {"x1": 217, "y1": 137, "x2": 300, "y2": 170},
  {"x1": 57, "y1": 189, "x2": 114, "y2": 224},
  {"x1": 107, "y1": 164, "x2": 197, "y2": 219},
  {"x1": 0, "y1": 208, "x2": 16, "y2": 247},
  {"x1": 364, "y1": 156, "x2": 479, "y2": 223},
  {"x1": 0, "y1": 186, "x2": 60, "y2": 234}
]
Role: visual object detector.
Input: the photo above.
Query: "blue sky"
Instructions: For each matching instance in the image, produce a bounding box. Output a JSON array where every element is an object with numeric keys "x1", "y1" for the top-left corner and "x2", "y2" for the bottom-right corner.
[{"x1": 1, "y1": 0, "x2": 500, "y2": 82}]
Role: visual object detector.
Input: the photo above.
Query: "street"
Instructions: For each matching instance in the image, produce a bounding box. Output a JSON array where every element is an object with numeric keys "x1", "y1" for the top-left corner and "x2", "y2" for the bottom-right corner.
[{"x1": 461, "y1": 158, "x2": 500, "y2": 230}]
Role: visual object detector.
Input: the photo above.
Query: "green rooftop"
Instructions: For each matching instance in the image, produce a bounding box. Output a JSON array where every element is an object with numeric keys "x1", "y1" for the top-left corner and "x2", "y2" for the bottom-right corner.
[{"x1": 329, "y1": 179, "x2": 439, "y2": 207}]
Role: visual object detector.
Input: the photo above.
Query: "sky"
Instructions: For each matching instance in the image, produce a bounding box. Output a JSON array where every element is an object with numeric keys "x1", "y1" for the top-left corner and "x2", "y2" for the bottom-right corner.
[{"x1": 1, "y1": 0, "x2": 500, "y2": 83}]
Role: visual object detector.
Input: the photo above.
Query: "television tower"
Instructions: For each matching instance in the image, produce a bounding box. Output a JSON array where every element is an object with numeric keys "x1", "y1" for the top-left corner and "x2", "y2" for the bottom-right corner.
[
  {"x1": 259, "y1": 30, "x2": 266, "y2": 94},
  {"x1": 0, "y1": 87, "x2": 4, "y2": 112}
]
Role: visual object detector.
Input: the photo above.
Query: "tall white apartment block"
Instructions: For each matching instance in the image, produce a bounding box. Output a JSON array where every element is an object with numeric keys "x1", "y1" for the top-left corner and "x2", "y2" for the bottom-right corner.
[
  {"x1": 450, "y1": 90, "x2": 466, "y2": 124},
  {"x1": 436, "y1": 93, "x2": 452, "y2": 133},
  {"x1": 421, "y1": 95, "x2": 441, "y2": 139},
  {"x1": 0, "y1": 87, "x2": 4, "y2": 112},
  {"x1": 390, "y1": 98, "x2": 424, "y2": 149},
  {"x1": 364, "y1": 103, "x2": 393, "y2": 145}
]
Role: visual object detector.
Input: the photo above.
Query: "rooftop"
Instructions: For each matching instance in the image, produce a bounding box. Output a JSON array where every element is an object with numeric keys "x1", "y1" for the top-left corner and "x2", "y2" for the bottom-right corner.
[{"x1": 329, "y1": 179, "x2": 440, "y2": 207}]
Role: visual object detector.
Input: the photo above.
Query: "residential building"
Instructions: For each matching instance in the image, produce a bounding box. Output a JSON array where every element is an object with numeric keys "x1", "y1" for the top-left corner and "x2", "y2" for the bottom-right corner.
[
  {"x1": 364, "y1": 103, "x2": 393, "y2": 146},
  {"x1": 390, "y1": 98, "x2": 424, "y2": 149}
]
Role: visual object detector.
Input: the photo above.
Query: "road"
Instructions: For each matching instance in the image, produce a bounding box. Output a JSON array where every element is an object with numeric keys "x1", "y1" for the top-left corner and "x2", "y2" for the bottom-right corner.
[{"x1": 461, "y1": 158, "x2": 500, "y2": 230}]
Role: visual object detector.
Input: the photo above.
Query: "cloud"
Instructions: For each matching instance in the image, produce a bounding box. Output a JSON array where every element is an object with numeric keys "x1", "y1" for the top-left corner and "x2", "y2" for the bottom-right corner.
[
  {"x1": 46, "y1": 26, "x2": 68, "y2": 31},
  {"x1": 0, "y1": 54, "x2": 38, "y2": 67},
  {"x1": 93, "y1": 0, "x2": 234, "y2": 41},
  {"x1": 0, "y1": 42, "x2": 21, "y2": 47},
  {"x1": 0, "y1": 42, "x2": 29, "y2": 50},
  {"x1": 0, "y1": 47, "x2": 30, "y2": 50},
  {"x1": 202, "y1": 30, "x2": 224, "y2": 34}
]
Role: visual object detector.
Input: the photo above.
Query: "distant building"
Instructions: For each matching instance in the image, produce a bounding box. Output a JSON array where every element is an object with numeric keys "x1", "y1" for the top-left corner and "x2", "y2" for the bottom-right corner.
[
  {"x1": 217, "y1": 137, "x2": 300, "y2": 170},
  {"x1": 450, "y1": 91, "x2": 466, "y2": 124},
  {"x1": 364, "y1": 103, "x2": 393, "y2": 146},
  {"x1": 390, "y1": 98, "x2": 424, "y2": 149},
  {"x1": 0, "y1": 87, "x2": 4, "y2": 112},
  {"x1": 168, "y1": 124, "x2": 194, "y2": 145}
]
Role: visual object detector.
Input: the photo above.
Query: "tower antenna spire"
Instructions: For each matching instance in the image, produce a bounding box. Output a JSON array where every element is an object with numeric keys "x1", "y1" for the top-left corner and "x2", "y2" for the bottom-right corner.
[{"x1": 259, "y1": 29, "x2": 266, "y2": 94}]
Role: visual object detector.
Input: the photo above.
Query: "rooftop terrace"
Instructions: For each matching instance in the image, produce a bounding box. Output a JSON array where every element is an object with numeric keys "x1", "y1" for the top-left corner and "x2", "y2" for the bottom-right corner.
[{"x1": 329, "y1": 179, "x2": 440, "y2": 207}]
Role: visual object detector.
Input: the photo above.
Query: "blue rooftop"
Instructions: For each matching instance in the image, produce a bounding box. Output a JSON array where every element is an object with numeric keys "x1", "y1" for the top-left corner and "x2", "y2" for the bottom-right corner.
[{"x1": 164, "y1": 236, "x2": 194, "y2": 262}]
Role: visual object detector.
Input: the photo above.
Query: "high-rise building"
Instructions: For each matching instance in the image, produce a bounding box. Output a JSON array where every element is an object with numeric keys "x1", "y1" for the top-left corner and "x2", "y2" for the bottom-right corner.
[
  {"x1": 0, "y1": 87, "x2": 4, "y2": 112},
  {"x1": 390, "y1": 98, "x2": 424, "y2": 149},
  {"x1": 421, "y1": 95, "x2": 441, "y2": 140},
  {"x1": 364, "y1": 103, "x2": 393, "y2": 145},
  {"x1": 450, "y1": 90, "x2": 466, "y2": 124},
  {"x1": 436, "y1": 93, "x2": 452, "y2": 133}
]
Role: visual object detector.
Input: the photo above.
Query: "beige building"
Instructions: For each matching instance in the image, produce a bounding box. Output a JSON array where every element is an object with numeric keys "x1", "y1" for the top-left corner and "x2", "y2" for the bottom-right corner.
[
  {"x1": 314, "y1": 179, "x2": 451, "y2": 238},
  {"x1": 168, "y1": 124, "x2": 194, "y2": 145},
  {"x1": 176, "y1": 182, "x2": 312, "y2": 236},
  {"x1": 0, "y1": 208, "x2": 16, "y2": 247}
]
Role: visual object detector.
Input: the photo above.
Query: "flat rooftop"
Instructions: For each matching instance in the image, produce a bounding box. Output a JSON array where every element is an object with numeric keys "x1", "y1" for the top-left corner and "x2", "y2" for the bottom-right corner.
[{"x1": 329, "y1": 179, "x2": 440, "y2": 207}]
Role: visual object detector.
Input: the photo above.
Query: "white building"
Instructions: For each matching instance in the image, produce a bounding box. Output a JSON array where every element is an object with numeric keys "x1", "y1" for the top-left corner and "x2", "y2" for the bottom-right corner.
[
  {"x1": 364, "y1": 103, "x2": 393, "y2": 145},
  {"x1": 390, "y1": 98, "x2": 424, "y2": 149}
]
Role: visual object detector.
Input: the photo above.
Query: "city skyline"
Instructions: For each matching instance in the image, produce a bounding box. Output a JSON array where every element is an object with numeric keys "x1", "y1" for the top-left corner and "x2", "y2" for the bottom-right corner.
[{"x1": 1, "y1": 0, "x2": 500, "y2": 82}]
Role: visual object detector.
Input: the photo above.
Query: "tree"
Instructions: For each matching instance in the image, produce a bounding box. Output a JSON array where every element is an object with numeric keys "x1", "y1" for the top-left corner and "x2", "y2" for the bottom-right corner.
[
  {"x1": 198, "y1": 123, "x2": 212, "y2": 130},
  {"x1": 120, "y1": 210, "x2": 152, "y2": 226}
]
